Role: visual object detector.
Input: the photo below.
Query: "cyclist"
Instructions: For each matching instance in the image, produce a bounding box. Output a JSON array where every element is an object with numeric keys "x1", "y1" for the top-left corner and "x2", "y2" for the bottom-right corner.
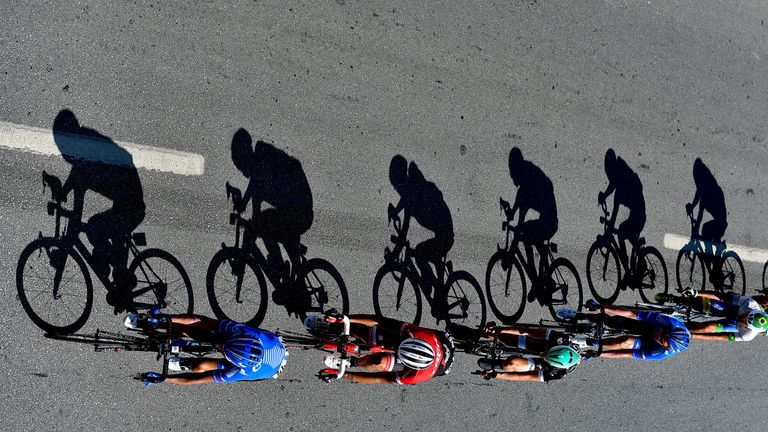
[
  {"x1": 388, "y1": 155, "x2": 454, "y2": 306},
  {"x1": 655, "y1": 290, "x2": 768, "y2": 342},
  {"x1": 685, "y1": 157, "x2": 727, "y2": 284},
  {"x1": 127, "y1": 311, "x2": 288, "y2": 385},
  {"x1": 557, "y1": 300, "x2": 691, "y2": 360},
  {"x1": 52, "y1": 109, "x2": 146, "y2": 310},
  {"x1": 503, "y1": 147, "x2": 558, "y2": 298},
  {"x1": 598, "y1": 149, "x2": 646, "y2": 278},
  {"x1": 316, "y1": 314, "x2": 455, "y2": 385},
  {"x1": 449, "y1": 323, "x2": 580, "y2": 383},
  {"x1": 231, "y1": 129, "x2": 313, "y2": 291}
]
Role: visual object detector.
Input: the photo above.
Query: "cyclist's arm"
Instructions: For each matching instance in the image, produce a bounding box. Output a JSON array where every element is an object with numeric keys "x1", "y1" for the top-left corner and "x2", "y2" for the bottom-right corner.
[
  {"x1": 61, "y1": 177, "x2": 85, "y2": 222},
  {"x1": 169, "y1": 314, "x2": 220, "y2": 332},
  {"x1": 689, "y1": 188, "x2": 701, "y2": 210},
  {"x1": 347, "y1": 315, "x2": 403, "y2": 332},
  {"x1": 599, "y1": 350, "x2": 636, "y2": 359},
  {"x1": 239, "y1": 181, "x2": 261, "y2": 213},
  {"x1": 602, "y1": 182, "x2": 616, "y2": 199},
  {"x1": 342, "y1": 372, "x2": 397, "y2": 384},
  {"x1": 165, "y1": 372, "x2": 217, "y2": 385},
  {"x1": 692, "y1": 333, "x2": 733, "y2": 342},
  {"x1": 494, "y1": 371, "x2": 540, "y2": 382},
  {"x1": 602, "y1": 305, "x2": 640, "y2": 319}
]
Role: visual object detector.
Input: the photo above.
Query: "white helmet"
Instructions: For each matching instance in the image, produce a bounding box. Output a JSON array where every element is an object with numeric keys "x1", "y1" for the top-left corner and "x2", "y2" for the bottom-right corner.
[{"x1": 397, "y1": 338, "x2": 435, "y2": 370}]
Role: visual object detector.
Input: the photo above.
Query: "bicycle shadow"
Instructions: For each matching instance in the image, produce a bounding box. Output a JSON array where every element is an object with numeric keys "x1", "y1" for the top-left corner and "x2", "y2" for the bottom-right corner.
[
  {"x1": 586, "y1": 149, "x2": 670, "y2": 305},
  {"x1": 371, "y1": 154, "x2": 486, "y2": 327},
  {"x1": 484, "y1": 147, "x2": 582, "y2": 324},
  {"x1": 676, "y1": 157, "x2": 743, "y2": 293},
  {"x1": 16, "y1": 109, "x2": 193, "y2": 334},
  {"x1": 205, "y1": 129, "x2": 348, "y2": 325}
]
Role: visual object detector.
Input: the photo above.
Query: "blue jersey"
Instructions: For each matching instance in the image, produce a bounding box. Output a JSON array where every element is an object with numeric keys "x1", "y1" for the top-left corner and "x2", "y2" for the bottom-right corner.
[
  {"x1": 631, "y1": 311, "x2": 689, "y2": 361},
  {"x1": 213, "y1": 320, "x2": 288, "y2": 383}
]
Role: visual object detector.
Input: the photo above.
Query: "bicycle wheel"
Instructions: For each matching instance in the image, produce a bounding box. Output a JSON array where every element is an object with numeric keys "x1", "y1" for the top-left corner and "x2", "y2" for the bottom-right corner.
[
  {"x1": 636, "y1": 247, "x2": 668, "y2": 303},
  {"x1": 675, "y1": 249, "x2": 705, "y2": 292},
  {"x1": 372, "y1": 263, "x2": 422, "y2": 324},
  {"x1": 17, "y1": 238, "x2": 93, "y2": 334},
  {"x1": 206, "y1": 247, "x2": 268, "y2": 325},
  {"x1": 586, "y1": 240, "x2": 621, "y2": 304},
  {"x1": 300, "y1": 258, "x2": 350, "y2": 316},
  {"x1": 129, "y1": 248, "x2": 193, "y2": 314},
  {"x1": 720, "y1": 251, "x2": 746, "y2": 295},
  {"x1": 443, "y1": 270, "x2": 486, "y2": 327},
  {"x1": 485, "y1": 249, "x2": 526, "y2": 324},
  {"x1": 546, "y1": 257, "x2": 583, "y2": 322},
  {"x1": 763, "y1": 261, "x2": 768, "y2": 292}
]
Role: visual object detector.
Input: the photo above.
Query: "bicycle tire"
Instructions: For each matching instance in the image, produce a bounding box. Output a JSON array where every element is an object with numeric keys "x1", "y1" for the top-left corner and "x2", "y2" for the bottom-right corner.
[
  {"x1": 763, "y1": 260, "x2": 768, "y2": 292},
  {"x1": 206, "y1": 247, "x2": 269, "y2": 326},
  {"x1": 443, "y1": 270, "x2": 487, "y2": 327},
  {"x1": 129, "y1": 248, "x2": 194, "y2": 314},
  {"x1": 720, "y1": 251, "x2": 746, "y2": 296},
  {"x1": 636, "y1": 246, "x2": 669, "y2": 303},
  {"x1": 546, "y1": 257, "x2": 583, "y2": 322},
  {"x1": 17, "y1": 237, "x2": 93, "y2": 334},
  {"x1": 485, "y1": 249, "x2": 527, "y2": 324},
  {"x1": 675, "y1": 248, "x2": 705, "y2": 292},
  {"x1": 372, "y1": 262, "x2": 422, "y2": 324},
  {"x1": 586, "y1": 240, "x2": 621, "y2": 304},
  {"x1": 300, "y1": 258, "x2": 350, "y2": 316}
]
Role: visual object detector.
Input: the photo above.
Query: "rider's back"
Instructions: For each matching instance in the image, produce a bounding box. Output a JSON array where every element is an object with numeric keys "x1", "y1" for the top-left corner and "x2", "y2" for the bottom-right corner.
[
  {"x1": 515, "y1": 160, "x2": 557, "y2": 222},
  {"x1": 252, "y1": 141, "x2": 313, "y2": 215}
]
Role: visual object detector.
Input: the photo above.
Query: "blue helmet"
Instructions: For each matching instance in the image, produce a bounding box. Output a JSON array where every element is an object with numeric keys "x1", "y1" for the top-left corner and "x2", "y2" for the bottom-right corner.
[
  {"x1": 224, "y1": 336, "x2": 264, "y2": 369},
  {"x1": 666, "y1": 326, "x2": 691, "y2": 351}
]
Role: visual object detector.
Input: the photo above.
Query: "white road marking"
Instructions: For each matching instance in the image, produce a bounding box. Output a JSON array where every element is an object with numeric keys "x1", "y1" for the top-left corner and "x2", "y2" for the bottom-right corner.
[
  {"x1": 0, "y1": 121, "x2": 204, "y2": 176},
  {"x1": 663, "y1": 233, "x2": 768, "y2": 264}
]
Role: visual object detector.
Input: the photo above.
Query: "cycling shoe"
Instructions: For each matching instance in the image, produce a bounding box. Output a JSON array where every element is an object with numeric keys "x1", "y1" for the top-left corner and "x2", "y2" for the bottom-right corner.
[{"x1": 556, "y1": 308, "x2": 584, "y2": 321}]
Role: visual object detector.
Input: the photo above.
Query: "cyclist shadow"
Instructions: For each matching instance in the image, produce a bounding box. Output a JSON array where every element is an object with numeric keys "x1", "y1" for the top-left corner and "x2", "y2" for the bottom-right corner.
[
  {"x1": 16, "y1": 109, "x2": 193, "y2": 334},
  {"x1": 675, "y1": 157, "x2": 743, "y2": 294},
  {"x1": 206, "y1": 129, "x2": 348, "y2": 325},
  {"x1": 485, "y1": 148, "x2": 582, "y2": 324},
  {"x1": 585, "y1": 148, "x2": 672, "y2": 306},
  {"x1": 372, "y1": 155, "x2": 486, "y2": 327}
]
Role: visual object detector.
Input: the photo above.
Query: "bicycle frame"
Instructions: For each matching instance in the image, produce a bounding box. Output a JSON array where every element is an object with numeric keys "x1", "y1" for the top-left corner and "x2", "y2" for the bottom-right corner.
[
  {"x1": 596, "y1": 202, "x2": 639, "y2": 274},
  {"x1": 386, "y1": 211, "x2": 453, "y2": 314},
  {"x1": 497, "y1": 215, "x2": 557, "y2": 305},
  {"x1": 42, "y1": 173, "x2": 159, "y2": 303},
  {"x1": 224, "y1": 182, "x2": 308, "y2": 300}
]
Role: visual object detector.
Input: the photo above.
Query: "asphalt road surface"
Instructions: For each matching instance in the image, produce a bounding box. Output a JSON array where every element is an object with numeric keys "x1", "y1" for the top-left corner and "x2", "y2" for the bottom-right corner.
[{"x1": 2, "y1": 1, "x2": 768, "y2": 431}]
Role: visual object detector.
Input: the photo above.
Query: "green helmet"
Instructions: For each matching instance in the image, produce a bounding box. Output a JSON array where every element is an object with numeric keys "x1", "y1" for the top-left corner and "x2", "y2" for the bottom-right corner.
[
  {"x1": 545, "y1": 345, "x2": 581, "y2": 369},
  {"x1": 746, "y1": 311, "x2": 768, "y2": 331}
]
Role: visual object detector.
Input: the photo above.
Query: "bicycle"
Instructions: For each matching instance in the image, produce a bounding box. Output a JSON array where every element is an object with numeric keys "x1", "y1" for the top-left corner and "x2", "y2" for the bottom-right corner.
[
  {"x1": 206, "y1": 182, "x2": 349, "y2": 326},
  {"x1": 586, "y1": 202, "x2": 668, "y2": 304},
  {"x1": 43, "y1": 314, "x2": 218, "y2": 384},
  {"x1": 371, "y1": 207, "x2": 486, "y2": 327},
  {"x1": 633, "y1": 298, "x2": 711, "y2": 324},
  {"x1": 278, "y1": 311, "x2": 394, "y2": 382},
  {"x1": 453, "y1": 303, "x2": 609, "y2": 379},
  {"x1": 17, "y1": 172, "x2": 193, "y2": 334},
  {"x1": 675, "y1": 211, "x2": 745, "y2": 295},
  {"x1": 484, "y1": 198, "x2": 583, "y2": 324}
]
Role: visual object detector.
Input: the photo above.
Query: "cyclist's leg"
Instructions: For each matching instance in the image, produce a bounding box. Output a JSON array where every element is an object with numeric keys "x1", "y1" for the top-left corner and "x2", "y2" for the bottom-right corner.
[
  {"x1": 169, "y1": 314, "x2": 220, "y2": 341},
  {"x1": 355, "y1": 352, "x2": 398, "y2": 372},
  {"x1": 599, "y1": 335, "x2": 637, "y2": 351},
  {"x1": 413, "y1": 235, "x2": 453, "y2": 294},
  {"x1": 496, "y1": 334, "x2": 550, "y2": 353}
]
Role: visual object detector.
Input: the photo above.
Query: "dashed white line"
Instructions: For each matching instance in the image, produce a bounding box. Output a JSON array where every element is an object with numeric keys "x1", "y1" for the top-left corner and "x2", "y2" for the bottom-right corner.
[
  {"x1": 663, "y1": 233, "x2": 768, "y2": 264},
  {"x1": 0, "y1": 121, "x2": 205, "y2": 176}
]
